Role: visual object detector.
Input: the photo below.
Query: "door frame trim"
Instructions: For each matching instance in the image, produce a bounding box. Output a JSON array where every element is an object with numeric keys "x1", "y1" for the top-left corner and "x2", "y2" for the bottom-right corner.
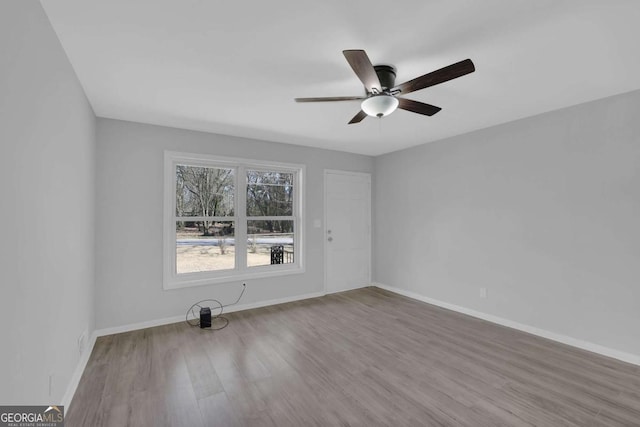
[{"x1": 323, "y1": 169, "x2": 372, "y2": 294}]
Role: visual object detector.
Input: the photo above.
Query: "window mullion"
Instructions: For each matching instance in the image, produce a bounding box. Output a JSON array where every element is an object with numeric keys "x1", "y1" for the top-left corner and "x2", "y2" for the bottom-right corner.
[
  {"x1": 245, "y1": 216, "x2": 294, "y2": 221},
  {"x1": 236, "y1": 165, "x2": 248, "y2": 271},
  {"x1": 175, "y1": 216, "x2": 235, "y2": 222}
]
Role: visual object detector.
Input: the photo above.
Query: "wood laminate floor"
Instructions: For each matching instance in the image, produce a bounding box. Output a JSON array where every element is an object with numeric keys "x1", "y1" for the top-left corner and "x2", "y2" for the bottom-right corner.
[{"x1": 67, "y1": 287, "x2": 640, "y2": 426}]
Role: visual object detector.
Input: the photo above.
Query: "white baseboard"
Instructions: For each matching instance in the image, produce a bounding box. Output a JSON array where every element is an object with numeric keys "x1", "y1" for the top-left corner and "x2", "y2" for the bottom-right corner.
[
  {"x1": 224, "y1": 290, "x2": 326, "y2": 313},
  {"x1": 94, "y1": 314, "x2": 186, "y2": 338},
  {"x1": 61, "y1": 331, "x2": 98, "y2": 410},
  {"x1": 93, "y1": 290, "x2": 326, "y2": 338},
  {"x1": 373, "y1": 283, "x2": 640, "y2": 367},
  {"x1": 92, "y1": 285, "x2": 370, "y2": 338},
  {"x1": 325, "y1": 283, "x2": 369, "y2": 295},
  {"x1": 62, "y1": 282, "x2": 639, "y2": 411},
  {"x1": 61, "y1": 290, "x2": 326, "y2": 409}
]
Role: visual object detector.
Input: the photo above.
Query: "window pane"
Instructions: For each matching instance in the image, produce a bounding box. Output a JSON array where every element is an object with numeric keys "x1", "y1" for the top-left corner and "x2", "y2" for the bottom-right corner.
[
  {"x1": 247, "y1": 220, "x2": 294, "y2": 267},
  {"x1": 176, "y1": 165, "x2": 234, "y2": 217},
  {"x1": 246, "y1": 170, "x2": 293, "y2": 216},
  {"x1": 176, "y1": 221, "x2": 235, "y2": 273}
]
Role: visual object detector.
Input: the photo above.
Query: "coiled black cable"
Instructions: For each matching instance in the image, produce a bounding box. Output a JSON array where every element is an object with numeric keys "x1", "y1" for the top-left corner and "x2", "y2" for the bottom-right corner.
[{"x1": 185, "y1": 283, "x2": 246, "y2": 331}]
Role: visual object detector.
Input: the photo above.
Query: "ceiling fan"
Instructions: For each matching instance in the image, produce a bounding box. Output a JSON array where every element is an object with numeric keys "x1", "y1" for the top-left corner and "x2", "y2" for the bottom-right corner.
[{"x1": 295, "y1": 50, "x2": 475, "y2": 124}]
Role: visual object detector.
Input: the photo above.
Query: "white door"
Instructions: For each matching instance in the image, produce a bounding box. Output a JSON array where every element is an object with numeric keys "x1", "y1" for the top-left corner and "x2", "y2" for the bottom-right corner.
[{"x1": 325, "y1": 171, "x2": 371, "y2": 294}]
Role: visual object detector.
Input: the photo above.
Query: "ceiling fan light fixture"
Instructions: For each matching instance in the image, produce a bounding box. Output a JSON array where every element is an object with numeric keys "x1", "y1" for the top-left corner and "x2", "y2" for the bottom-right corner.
[{"x1": 361, "y1": 94, "x2": 399, "y2": 118}]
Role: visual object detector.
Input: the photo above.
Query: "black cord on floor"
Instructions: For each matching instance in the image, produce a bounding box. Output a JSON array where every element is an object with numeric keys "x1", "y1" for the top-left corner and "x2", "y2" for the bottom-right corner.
[{"x1": 185, "y1": 283, "x2": 246, "y2": 331}]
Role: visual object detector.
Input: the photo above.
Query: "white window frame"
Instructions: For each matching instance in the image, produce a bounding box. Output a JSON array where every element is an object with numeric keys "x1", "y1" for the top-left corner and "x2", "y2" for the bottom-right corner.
[{"x1": 164, "y1": 151, "x2": 305, "y2": 290}]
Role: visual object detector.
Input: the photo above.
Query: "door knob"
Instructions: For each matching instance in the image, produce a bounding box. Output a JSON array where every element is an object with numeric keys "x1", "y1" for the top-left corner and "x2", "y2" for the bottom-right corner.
[{"x1": 328, "y1": 237, "x2": 333, "y2": 242}]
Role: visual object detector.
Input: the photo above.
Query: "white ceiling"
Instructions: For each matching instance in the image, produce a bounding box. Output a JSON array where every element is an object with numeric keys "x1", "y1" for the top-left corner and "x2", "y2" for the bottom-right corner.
[{"x1": 41, "y1": 0, "x2": 640, "y2": 156}]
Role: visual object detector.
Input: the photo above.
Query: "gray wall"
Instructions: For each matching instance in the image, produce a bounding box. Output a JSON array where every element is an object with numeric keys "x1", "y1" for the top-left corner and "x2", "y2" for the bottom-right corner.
[
  {"x1": 374, "y1": 89, "x2": 640, "y2": 356},
  {"x1": 95, "y1": 118, "x2": 373, "y2": 329},
  {"x1": 0, "y1": 1, "x2": 96, "y2": 404}
]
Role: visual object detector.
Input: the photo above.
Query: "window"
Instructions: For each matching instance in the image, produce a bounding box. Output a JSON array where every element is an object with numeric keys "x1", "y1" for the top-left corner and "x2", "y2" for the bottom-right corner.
[{"x1": 164, "y1": 152, "x2": 304, "y2": 289}]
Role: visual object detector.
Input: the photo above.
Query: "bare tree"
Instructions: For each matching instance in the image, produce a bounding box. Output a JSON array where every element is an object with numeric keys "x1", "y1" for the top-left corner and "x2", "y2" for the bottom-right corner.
[
  {"x1": 246, "y1": 171, "x2": 293, "y2": 233},
  {"x1": 176, "y1": 166, "x2": 234, "y2": 235}
]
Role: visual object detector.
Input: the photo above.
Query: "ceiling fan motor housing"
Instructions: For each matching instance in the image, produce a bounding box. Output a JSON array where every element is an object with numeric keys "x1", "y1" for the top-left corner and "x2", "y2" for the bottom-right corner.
[{"x1": 373, "y1": 65, "x2": 396, "y2": 92}]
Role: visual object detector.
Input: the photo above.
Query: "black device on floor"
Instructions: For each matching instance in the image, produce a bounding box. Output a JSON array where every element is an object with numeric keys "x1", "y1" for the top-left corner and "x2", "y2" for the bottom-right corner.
[
  {"x1": 200, "y1": 307, "x2": 212, "y2": 328},
  {"x1": 186, "y1": 283, "x2": 246, "y2": 331}
]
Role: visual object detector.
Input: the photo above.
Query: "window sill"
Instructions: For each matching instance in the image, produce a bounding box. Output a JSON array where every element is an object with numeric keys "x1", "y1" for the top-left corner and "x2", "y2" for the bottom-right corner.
[{"x1": 163, "y1": 265, "x2": 305, "y2": 290}]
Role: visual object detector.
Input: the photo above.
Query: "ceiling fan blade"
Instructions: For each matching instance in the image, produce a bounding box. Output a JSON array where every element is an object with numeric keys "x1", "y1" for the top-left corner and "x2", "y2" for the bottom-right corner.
[
  {"x1": 343, "y1": 50, "x2": 382, "y2": 93},
  {"x1": 295, "y1": 96, "x2": 365, "y2": 103},
  {"x1": 348, "y1": 110, "x2": 368, "y2": 124},
  {"x1": 392, "y1": 59, "x2": 475, "y2": 95},
  {"x1": 397, "y1": 98, "x2": 442, "y2": 116}
]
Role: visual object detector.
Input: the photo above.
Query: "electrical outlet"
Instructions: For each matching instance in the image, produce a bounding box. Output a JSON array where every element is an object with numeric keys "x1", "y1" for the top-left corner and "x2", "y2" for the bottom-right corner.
[
  {"x1": 78, "y1": 332, "x2": 86, "y2": 356},
  {"x1": 480, "y1": 287, "x2": 488, "y2": 299}
]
